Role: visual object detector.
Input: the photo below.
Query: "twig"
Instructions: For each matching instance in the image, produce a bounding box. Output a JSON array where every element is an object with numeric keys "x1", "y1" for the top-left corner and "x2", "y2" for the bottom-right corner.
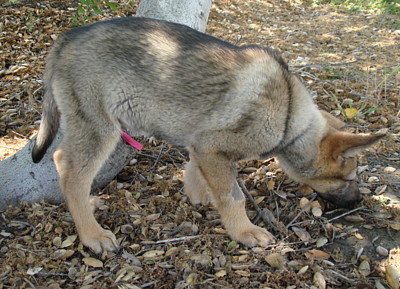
[
  {"x1": 327, "y1": 206, "x2": 366, "y2": 223},
  {"x1": 326, "y1": 269, "x2": 357, "y2": 284},
  {"x1": 285, "y1": 193, "x2": 317, "y2": 229},
  {"x1": 141, "y1": 281, "x2": 157, "y2": 288},
  {"x1": 359, "y1": 211, "x2": 400, "y2": 225},
  {"x1": 155, "y1": 235, "x2": 201, "y2": 244},
  {"x1": 0, "y1": 144, "x2": 20, "y2": 150},
  {"x1": 23, "y1": 278, "x2": 36, "y2": 289},
  {"x1": 37, "y1": 271, "x2": 69, "y2": 277},
  {"x1": 290, "y1": 59, "x2": 358, "y2": 70},
  {"x1": 237, "y1": 179, "x2": 280, "y2": 232},
  {"x1": 0, "y1": 89, "x2": 26, "y2": 108}
]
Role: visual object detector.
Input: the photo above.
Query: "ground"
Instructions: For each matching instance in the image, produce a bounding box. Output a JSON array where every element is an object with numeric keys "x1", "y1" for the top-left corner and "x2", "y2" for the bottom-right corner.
[{"x1": 0, "y1": 0, "x2": 399, "y2": 288}]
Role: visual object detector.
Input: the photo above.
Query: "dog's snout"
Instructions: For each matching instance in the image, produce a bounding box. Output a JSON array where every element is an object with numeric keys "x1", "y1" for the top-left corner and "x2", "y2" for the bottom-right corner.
[{"x1": 318, "y1": 181, "x2": 362, "y2": 208}]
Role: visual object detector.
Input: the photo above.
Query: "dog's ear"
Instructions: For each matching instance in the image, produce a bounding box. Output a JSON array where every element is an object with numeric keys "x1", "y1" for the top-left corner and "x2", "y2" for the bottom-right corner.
[
  {"x1": 320, "y1": 110, "x2": 346, "y2": 130},
  {"x1": 322, "y1": 131, "x2": 385, "y2": 159}
]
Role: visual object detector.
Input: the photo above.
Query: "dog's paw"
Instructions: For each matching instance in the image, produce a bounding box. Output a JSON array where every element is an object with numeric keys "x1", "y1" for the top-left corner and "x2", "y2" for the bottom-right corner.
[
  {"x1": 231, "y1": 225, "x2": 275, "y2": 247},
  {"x1": 81, "y1": 229, "x2": 119, "y2": 254},
  {"x1": 186, "y1": 188, "x2": 211, "y2": 206}
]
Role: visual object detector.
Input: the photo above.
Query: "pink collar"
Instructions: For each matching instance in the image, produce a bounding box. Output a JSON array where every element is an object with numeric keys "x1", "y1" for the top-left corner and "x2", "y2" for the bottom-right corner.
[{"x1": 120, "y1": 131, "x2": 143, "y2": 151}]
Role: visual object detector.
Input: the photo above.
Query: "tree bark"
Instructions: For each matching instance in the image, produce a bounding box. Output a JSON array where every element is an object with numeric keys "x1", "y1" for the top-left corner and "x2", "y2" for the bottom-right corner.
[
  {"x1": 137, "y1": 0, "x2": 212, "y2": 32},
  {"x1": 0, "y1": 0, "x2": 212, "y2": 210}
]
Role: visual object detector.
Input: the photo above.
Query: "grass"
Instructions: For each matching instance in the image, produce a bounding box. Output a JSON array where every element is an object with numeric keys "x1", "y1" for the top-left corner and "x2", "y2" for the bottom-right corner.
[{"x1": 313, "y1": 0, "x2": 400, "y2": 15}]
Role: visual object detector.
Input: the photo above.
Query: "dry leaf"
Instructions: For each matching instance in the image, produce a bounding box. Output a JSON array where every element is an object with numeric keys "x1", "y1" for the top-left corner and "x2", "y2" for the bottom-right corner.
[
  {"x1": 305, "y1": 249, "x2": 330, "y2": 260},
  {"x1": 312, "y1": 207, "x2": 323, "y2": 218},
  {"x1": 344, "y1": 215, "x2": 364, "y2": 223},
  {"x1": 354, "y1": 232, "x2": 364, "y2": 240},
  {"x1": 143, "y1": 250, "x2": 164, "y2": 259},
  {"x1": 165, "y1": 247, "x2": 179, "y2": 257},
  {"x1": 61, "y1": 235, "x2": 77, "y2": 248},
  {"x1": 344, "y1": 107, "x2": 358, "y2": 119},
  {"x1": 297, "y1": 265, "x2": 309, "y2": 275},
  {"x1": 299, "y1": 197, "x2": 311, "y2": 212},
  {"x1": 274, "y1": 190, "x2": 287, "y2": 199},
  {"x1": 375, "y1": 184, "x2": 387, "y2": 195},
  {"x1": 281, "y1": 247, "x2": 295, "y2": 255},
  {"x1": 313, "y1": 271, "x2": 326, "y2": 289},
  {"x1": 267, "y1": 180, "x2": 275, "y2": 190},
  {"x1": 265, "y1": 253, "x2": 285, "y2": 269},
  {"x1": 299, "y1": 185, "x2": 314, "y2": 196},
  {"x1": 292, "y1": 226, "x2": 311, "y2": 243},
  {"x1": 27, "y1": 267, "x2": 43, "y2": 276},
  {"x1": 316, "y1": 237, "x2": 328, "y2": 247},
  {"x1": 53, "y1": 249, "x2": 74, "y2": 260},
  {"x1": 83, "y1": 257, "x2": 103, "y2": 268},
  {"x1": 215, "y1": 270, "x2": 227, "y2": 277},
  {"x1": 255, "y1": 196, "x2": 265, "y2": 204},
  {"x1": 358, "y1": 260, "x2": 371, "y2": 277},
  {"x1": 235, "y1": 270, "x2": 250, "y2": 277},
  {"x1": 145, "y1": 213, "x2": 161, "y2": 221}
]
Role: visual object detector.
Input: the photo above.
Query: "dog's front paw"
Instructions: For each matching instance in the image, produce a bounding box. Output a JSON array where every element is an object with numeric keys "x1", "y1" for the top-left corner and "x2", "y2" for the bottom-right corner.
[
  {"x1": 231, "y1": 225, "x2": 275, "y2": 247},
  {"x1": 80, "y1": 228, "x2": 119, "y2": 254}
]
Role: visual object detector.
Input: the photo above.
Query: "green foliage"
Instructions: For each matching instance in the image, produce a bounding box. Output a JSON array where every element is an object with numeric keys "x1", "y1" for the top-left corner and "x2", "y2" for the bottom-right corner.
[
  {"x1": 313, "y1": 0, "x2": 400, "y2": 15},
  {"x1": 70, "y1": 0, "x2": 120, "y2": 26}
]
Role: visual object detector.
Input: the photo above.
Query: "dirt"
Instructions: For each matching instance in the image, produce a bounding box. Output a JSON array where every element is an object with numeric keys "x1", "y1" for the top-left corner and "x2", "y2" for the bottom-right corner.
[{"x1": 0, "y1": 0, "x2": 399, "y2": 288}]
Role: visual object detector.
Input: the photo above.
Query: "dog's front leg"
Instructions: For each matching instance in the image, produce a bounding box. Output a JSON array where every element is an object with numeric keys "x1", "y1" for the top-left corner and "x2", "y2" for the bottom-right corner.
[{"x1": 190, "y1": 149, "x2": 274, "y2": 247}]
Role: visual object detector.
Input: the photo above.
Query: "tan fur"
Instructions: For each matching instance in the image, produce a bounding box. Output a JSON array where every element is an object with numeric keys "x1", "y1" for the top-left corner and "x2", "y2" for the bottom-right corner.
[{"x1": 32, "y1": 18, "x2": 384, "y2": 253}]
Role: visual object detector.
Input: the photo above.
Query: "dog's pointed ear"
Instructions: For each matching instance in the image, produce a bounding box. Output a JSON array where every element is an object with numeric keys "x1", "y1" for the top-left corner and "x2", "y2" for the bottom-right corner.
[
  {"x1": 322, "y1": 131, "x2": 385, "y2": 159},
  {"x1": 320, "y1": 110, "x2": 346, "y2": 130}
]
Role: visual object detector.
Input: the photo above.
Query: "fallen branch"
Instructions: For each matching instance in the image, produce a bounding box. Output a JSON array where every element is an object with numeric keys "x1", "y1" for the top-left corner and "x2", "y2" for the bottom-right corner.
[
  {"x1": 285, "y1": 193, "x2": 317, "y2": 229},
  {"x1": 237, "y1": 179, "x2": 281, "y2": 232},
  {"x1": 327, "y1": 206, "x2": 366, "y2": 223},
  {"x1": 155, "y1": 235, "x2": 201, "y2": 244}
]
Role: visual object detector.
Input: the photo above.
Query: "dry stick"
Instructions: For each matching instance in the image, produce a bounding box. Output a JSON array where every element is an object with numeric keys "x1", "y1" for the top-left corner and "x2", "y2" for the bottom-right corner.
[
  {"x1": 0, "y1": 144, "x2": 20, "y2": 150},
  {"x1": 237, "y1": 179, "x2": 280, "y2": 232},
  {"x1": 326, "y1": 206, "x2": 366, "y2": 223},
  {"x1": 285, "y1": 193, "x2": 317, "y2": 229},
  {"x1": 155, "y1": 235, "x2": 201, "y2": 244},
  {"x1": 326, "y1": 269, "x2": 357, "y2": 284}
]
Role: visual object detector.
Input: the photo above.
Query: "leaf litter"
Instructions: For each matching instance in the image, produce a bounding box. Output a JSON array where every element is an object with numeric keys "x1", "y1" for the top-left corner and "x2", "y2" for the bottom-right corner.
[{"x1": 0, "y1": 0, "x2": 399, "y2": 288}]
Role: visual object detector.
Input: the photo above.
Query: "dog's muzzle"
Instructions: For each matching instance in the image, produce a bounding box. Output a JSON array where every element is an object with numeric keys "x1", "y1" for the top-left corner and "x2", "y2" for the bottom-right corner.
[{"x1": 318, "y1": 181, "x2": 362, "y2": 209}]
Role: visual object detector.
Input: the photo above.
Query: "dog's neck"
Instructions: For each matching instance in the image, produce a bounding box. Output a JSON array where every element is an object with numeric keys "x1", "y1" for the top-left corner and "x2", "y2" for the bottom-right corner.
[{"x1": 276, "y1": 108, "x2": 328, "y2": 180}]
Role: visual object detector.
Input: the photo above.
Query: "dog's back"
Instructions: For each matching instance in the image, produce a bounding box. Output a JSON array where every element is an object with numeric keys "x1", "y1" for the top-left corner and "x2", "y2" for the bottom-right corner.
[{"x1": 39, "y1": 17, "x2": 298, "y2": 152}]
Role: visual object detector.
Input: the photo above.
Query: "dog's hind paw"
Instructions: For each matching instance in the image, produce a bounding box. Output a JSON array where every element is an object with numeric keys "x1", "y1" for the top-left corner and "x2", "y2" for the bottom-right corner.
[
  {"x1": 81, "y1": 229, "x2": 120, "y2": 254},
  {"x1": 232, "y1": 225, "x2": 275, "y2": 248}
]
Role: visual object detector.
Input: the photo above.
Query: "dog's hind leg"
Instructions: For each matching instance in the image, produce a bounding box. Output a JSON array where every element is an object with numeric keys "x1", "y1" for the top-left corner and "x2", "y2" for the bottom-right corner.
[
  {"x1": 188, "y1": 147, "x2": 275, "y2": 247},
  {"x1": 53, "y1": 121, "x2": 120, "y2": 254}
]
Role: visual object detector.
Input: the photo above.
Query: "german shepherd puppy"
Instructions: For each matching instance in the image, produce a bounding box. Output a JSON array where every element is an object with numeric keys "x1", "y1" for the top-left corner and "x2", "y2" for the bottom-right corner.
[{"x1": 32, "y1": 17, "x2": 384, "y2": 253}]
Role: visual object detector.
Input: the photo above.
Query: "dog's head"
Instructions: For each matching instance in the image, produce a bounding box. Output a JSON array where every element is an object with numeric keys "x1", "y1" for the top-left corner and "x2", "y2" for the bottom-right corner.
[{"x1": 280, "y1": 111, "x2": 385, "y2": 208}]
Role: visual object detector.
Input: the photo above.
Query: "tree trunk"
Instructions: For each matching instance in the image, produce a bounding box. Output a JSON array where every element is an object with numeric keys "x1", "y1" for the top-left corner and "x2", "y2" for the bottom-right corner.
[
  {"x1": 137, "y1": 0, "x2": 212, "y2": 32},
  {"x1": 0, "y1": 0, "x2": 212, "y2": 210}
]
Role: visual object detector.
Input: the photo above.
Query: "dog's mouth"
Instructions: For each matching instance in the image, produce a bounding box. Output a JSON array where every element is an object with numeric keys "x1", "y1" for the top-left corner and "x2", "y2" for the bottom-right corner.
[{"x1": 317, "y1": 181, "x2": 362, "y2": 209}]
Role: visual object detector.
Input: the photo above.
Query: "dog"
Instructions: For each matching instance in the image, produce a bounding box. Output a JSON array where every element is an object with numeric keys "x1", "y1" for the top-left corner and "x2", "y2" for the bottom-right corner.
[{"x1": 31, "y1": 17, "x2": 384, "y2": 254}]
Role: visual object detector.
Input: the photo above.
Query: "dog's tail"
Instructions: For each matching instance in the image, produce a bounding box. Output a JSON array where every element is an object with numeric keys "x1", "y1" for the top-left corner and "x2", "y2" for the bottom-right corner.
[{"x1": 32, "y1": 79, "x2": 60, "y2": 163}]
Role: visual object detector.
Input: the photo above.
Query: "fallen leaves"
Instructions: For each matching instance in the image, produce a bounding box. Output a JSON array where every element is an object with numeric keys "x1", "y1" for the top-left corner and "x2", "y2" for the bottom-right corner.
[{"x1": 83, "y1": 257, "x2": 103, "y2": 268}]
